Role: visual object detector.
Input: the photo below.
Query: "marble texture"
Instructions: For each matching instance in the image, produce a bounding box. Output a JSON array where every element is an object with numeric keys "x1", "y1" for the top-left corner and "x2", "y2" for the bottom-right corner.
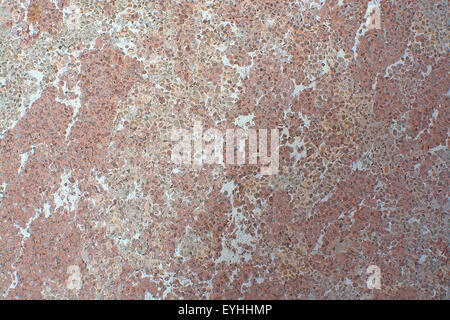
[{"x1": 0, "y1": 0, "x2": 448, "y2": 299}]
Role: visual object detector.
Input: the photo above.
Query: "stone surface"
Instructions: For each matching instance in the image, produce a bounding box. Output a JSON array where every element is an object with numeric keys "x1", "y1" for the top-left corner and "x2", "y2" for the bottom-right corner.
[{"x1": 0, "y1": 0, "x2": 448, "y2": 299}]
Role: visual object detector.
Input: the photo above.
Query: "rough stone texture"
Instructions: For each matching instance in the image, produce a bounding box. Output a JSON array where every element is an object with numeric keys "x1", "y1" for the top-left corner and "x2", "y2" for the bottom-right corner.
[{"x1": 0, "y1": 0, "x2": 448, "y2": 299}]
